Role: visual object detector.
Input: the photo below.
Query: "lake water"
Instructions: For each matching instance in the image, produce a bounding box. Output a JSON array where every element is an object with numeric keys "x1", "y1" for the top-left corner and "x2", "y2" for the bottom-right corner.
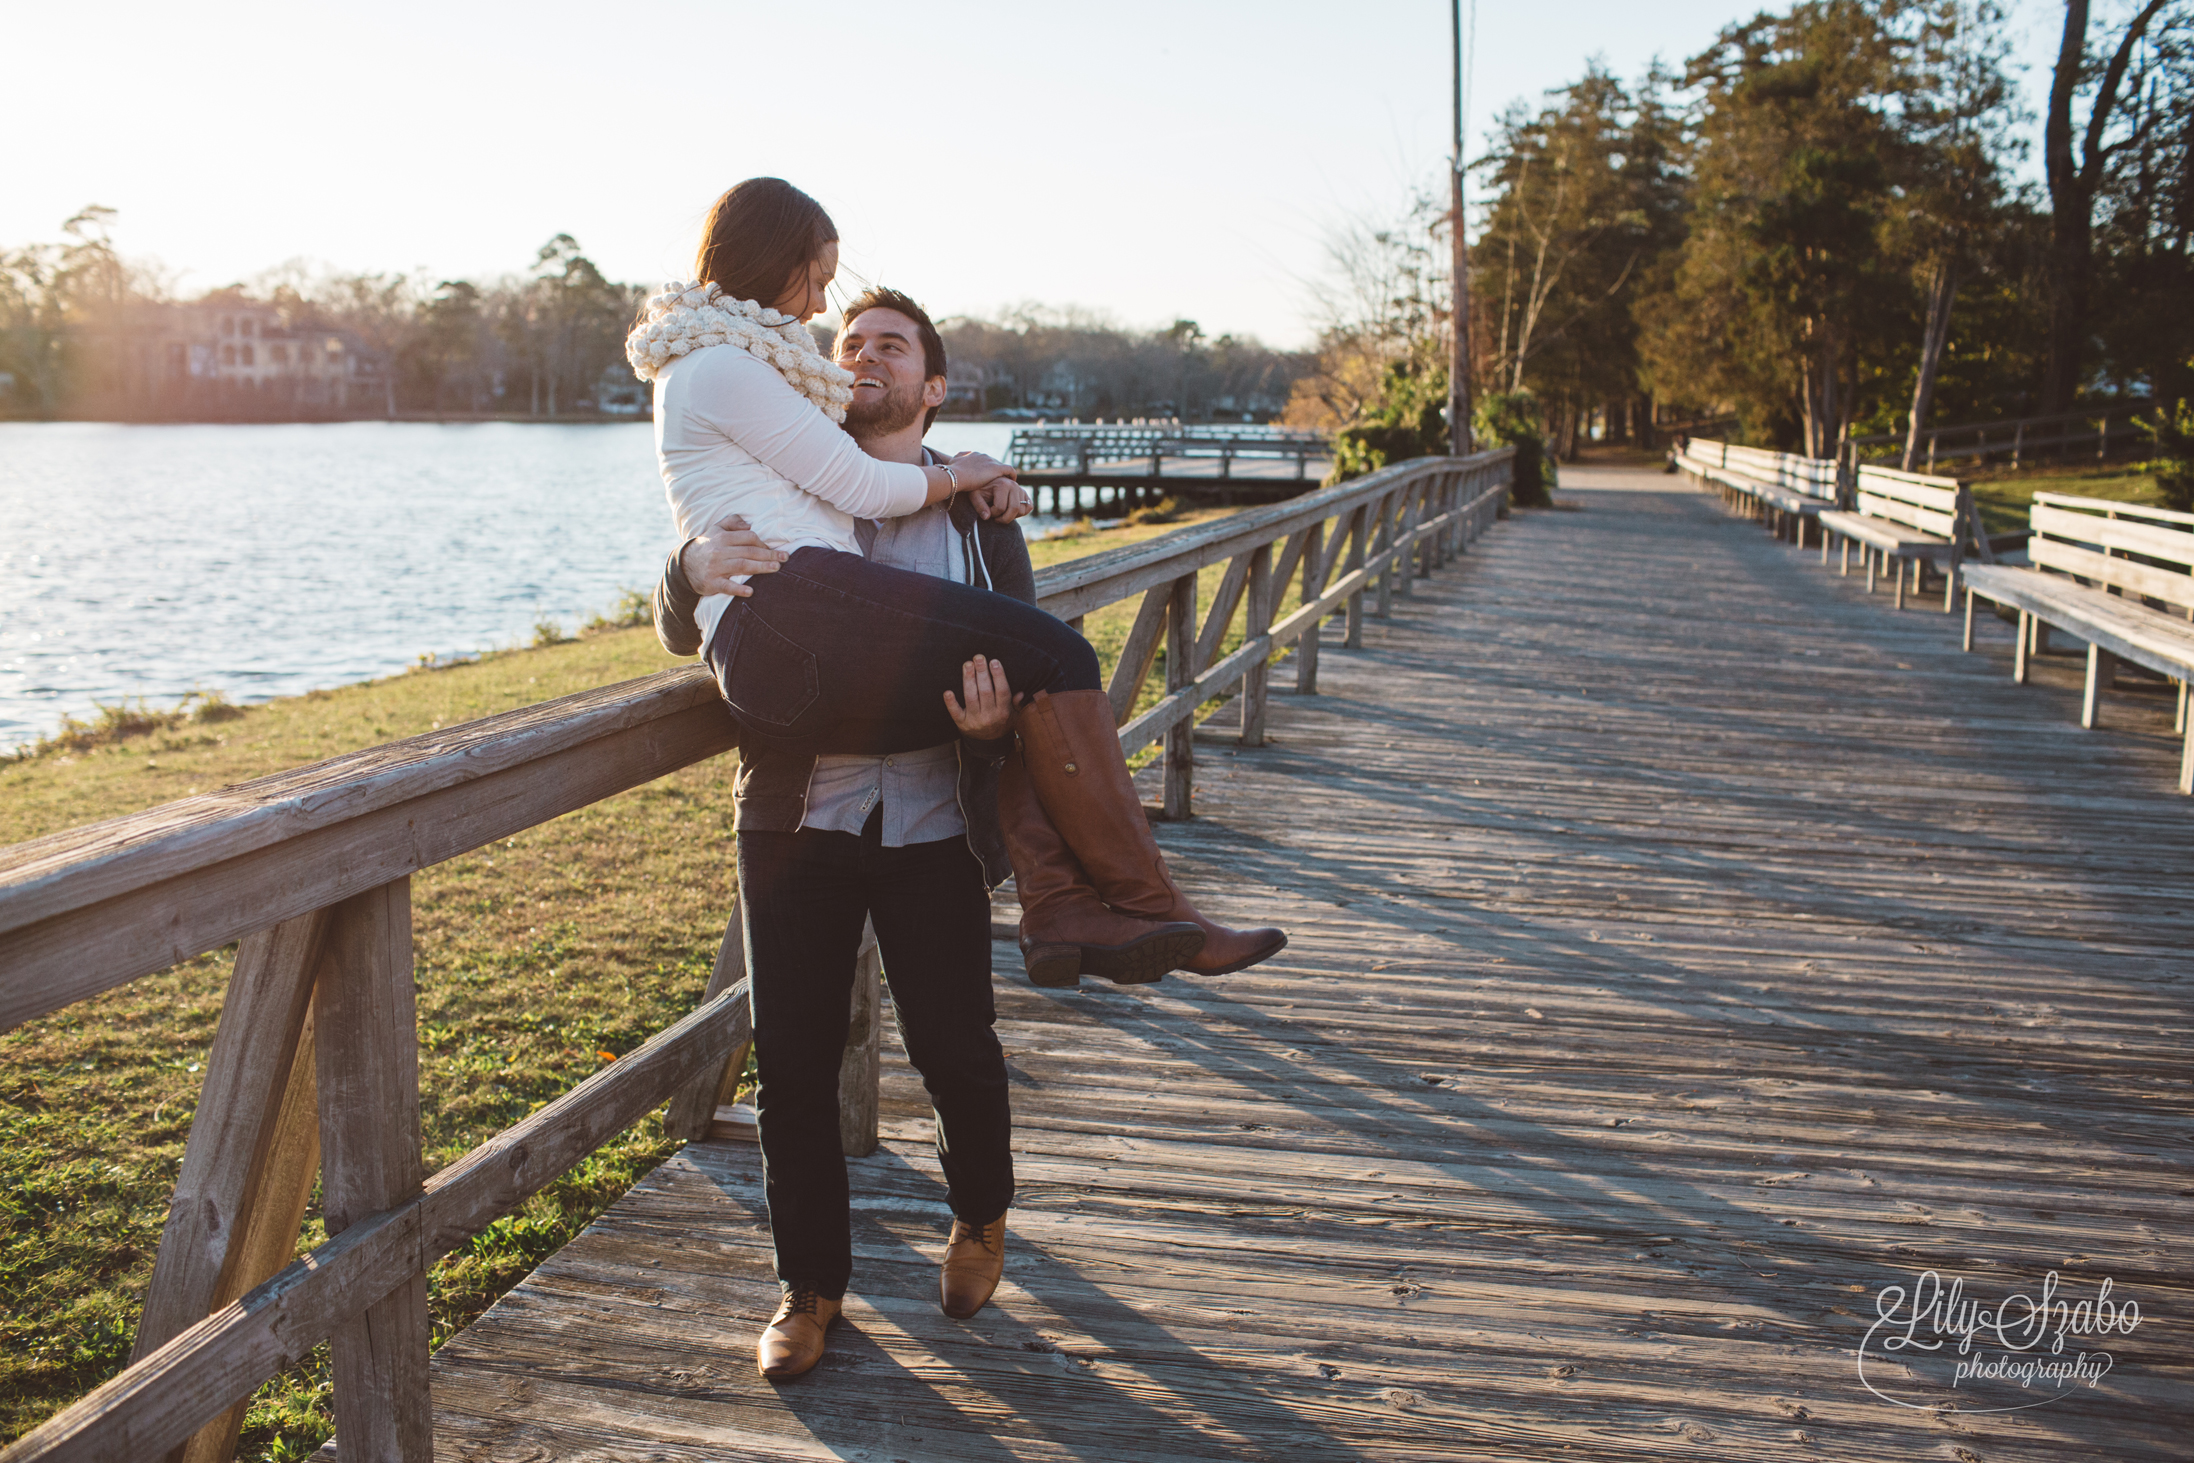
[{"x1": 0, "y1": 420, "x2": 1034, "y2": 749}]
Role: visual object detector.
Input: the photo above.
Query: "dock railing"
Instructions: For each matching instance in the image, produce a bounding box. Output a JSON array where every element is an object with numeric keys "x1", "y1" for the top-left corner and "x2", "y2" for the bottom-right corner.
[
  {"x1": 0, "y1": 446, "x2": 1512, "y2": 1463},
  {"x1": 1006, "y1": 424, "x2": 1330, "y2": 481}
]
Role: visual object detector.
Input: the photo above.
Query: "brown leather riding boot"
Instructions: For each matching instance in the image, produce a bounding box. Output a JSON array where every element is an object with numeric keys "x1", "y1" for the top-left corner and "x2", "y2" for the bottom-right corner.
[
  {"x1": 1000, "y1": 745, "x2": 1203, "y2": 987},
  {"x1": 940, "y1": 1214, "x2": 1006, "y2": 1319},
  {"x1": 757, "y1": 1284, "x2": 841, "y2": 1379},
  {"x1": 1014, "y1": 690, "x2": 1288, "y2": 976}
]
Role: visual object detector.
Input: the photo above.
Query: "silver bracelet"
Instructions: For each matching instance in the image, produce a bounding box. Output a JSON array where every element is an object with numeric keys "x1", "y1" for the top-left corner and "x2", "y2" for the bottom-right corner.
[{"x1": 941, "y1": 463, "x2": 960, "y2": 495}]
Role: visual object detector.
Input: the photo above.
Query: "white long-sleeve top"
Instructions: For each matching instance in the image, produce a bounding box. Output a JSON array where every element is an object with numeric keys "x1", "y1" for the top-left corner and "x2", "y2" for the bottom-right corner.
[{"x1": 653, "y1": 344, "x2": 930, "y2": 652}]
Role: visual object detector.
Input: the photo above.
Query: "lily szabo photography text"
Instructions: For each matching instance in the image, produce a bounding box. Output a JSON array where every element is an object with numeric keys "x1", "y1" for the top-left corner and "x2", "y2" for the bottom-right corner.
[{"x1": 1860, "y1": 1269, "x2": 2149, "y2": 1412}]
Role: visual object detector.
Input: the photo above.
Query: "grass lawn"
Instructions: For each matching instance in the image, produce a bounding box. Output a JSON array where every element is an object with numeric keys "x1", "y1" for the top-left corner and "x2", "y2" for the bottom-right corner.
[
  {"x1": 1955, "y1": 461, "x2": 2172, "y2": 537},
  {"x1": 0, "y1": 501, "x2": 1320, "y2": 1456}
]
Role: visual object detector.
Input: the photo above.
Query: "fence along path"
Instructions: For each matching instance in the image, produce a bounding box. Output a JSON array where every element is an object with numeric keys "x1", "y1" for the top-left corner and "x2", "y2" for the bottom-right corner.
[
  {"x1": 0, "y1": 448, "x2": 1511, "y2": 1463},
  {"x1": 419, "y1": 467, "x2": 2188, "y2": 1460}
]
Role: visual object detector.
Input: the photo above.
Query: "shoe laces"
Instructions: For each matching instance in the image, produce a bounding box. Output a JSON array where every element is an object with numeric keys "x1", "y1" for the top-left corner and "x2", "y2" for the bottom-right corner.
[
  {"x1": 777, "y1": 1284, "x2": 823, "y2": 1320},
  {"x1": 954, "y1": 1218, "x2": 1003, "y2": 1254}
]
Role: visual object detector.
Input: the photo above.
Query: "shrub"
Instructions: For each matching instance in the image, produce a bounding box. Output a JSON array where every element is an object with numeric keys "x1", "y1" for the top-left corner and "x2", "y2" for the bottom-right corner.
[
  {"x1": 2139, "y1": 400, "x2": 2194, "y2": 514},
  {"x1": 1124, "y1": 496, "x2": 1183, "y2": 526},
  {"x1": 531, "y1": 618, "x2": 567, "y2": 648},
  {"x1": 1473, "y1": 390, "x2": 1557, "y2": 507},
  {"x1": 1328, "y1": 355, "x2": 1450, "y2": 484},
  {"x1": 580, "y1": 587, "x2": 652, "y2": 637}
]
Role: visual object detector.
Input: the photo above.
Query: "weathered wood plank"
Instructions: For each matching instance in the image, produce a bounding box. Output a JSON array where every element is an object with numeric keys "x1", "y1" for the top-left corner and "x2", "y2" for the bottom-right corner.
[
  {"x1": 1162, "y1": 573, "x2": 1197, "y2": 819},
  {"x1": 133, "y1": 910, "x2": 329, "y2": 1368},
  {"x1": 1106, "y1": 584, "x2": 1174, "y2": 727},
  {"x1": 0, "y1": 697, "x2": 737, "y2": 1032},
  {"x1": 177, "y1": 1005, "x2": 322, "y2": 1463},
  {"x1": 664, "y1": 893, "x2": 749, "y2": 1143},
  {"x1": 314, "y1": 880, "x2": 430, "y2": 1463},
  {"x1": 837, "y1": 919, "x2": 882, "y2": 1157}
]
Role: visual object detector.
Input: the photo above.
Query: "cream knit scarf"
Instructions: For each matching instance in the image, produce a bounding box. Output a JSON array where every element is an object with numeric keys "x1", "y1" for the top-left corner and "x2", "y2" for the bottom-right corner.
[{"x1": 624, "y1": 281, "x2": 853, "y2": 422}]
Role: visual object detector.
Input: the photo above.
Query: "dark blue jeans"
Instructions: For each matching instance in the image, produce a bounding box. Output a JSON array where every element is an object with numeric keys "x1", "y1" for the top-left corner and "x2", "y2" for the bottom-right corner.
[
  {"x1": 737, "y1": 811, "x2": 1013, "y2": 1299},
  {"x1": 707, "y1": 546, "x2": 1101, "y2": 756}
]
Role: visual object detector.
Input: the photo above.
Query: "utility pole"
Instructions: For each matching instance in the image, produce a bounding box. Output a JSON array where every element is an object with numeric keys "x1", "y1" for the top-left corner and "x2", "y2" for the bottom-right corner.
[{"x1": 1449, "y1": 0, "x2": 1474, "y2": 454}]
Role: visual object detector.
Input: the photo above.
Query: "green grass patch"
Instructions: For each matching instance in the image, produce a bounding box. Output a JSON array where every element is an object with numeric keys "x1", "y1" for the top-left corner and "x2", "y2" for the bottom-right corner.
[
  {"x1": 2, "y1": 505, "x2": 1330, "y2": 1455},
  {"x1": 1958, "y1": 462, "x2": 2170, "y2": 537}
]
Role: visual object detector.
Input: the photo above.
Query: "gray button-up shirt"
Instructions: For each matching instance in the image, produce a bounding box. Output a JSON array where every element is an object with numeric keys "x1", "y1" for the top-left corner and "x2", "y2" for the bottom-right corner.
[{"x1": 799, "y1": 494, "x2": 975, "y2": 845}]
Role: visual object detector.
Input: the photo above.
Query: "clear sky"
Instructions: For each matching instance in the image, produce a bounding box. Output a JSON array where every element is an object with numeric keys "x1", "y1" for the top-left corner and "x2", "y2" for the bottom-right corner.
[{"x1": 8, "y1": 0, "x2": 2073, "y2": 349}]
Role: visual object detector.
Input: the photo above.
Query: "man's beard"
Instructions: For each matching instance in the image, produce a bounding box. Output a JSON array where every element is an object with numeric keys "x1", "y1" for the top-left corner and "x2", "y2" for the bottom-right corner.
[{"x1": 844, "y1": 378, "x2": 926, "y2": 438}]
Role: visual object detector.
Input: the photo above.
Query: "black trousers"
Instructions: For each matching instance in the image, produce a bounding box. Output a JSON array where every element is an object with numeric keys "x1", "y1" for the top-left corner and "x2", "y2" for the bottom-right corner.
[
  {"x1": 737, "y1": 811, "x2": 1014, "y2": 1298},
  {"x1": 708, "y1": 545, "x2": 1101, "y2": 756}
]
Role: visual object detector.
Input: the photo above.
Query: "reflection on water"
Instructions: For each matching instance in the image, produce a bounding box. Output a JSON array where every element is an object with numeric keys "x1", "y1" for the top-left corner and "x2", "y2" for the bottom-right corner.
[{"x1": 0, "y1": 420, "x2": 1056, "y2": 748}]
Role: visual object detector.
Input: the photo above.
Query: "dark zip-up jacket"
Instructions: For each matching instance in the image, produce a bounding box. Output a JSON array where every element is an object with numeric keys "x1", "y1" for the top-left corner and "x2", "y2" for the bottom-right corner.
[{"x1": 653, "y1": 490, "x2": 1037, "y2": 889}]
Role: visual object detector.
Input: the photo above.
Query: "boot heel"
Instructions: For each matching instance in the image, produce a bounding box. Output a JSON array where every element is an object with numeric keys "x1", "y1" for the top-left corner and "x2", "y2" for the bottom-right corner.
[{"x1": 1022, "y1": 942, "x2": 1082, "y2": 988}]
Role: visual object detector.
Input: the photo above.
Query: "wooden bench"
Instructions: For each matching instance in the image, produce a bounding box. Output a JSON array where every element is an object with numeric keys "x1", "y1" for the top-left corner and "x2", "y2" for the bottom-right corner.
[
  {"x1": 1960, "y1": 492, "x2": 2194, "y2": 793},
  {"x1": 1817, "y1": 465, "x2": 1983, "y2": 611},
  {"x1": 1677, "y1": 437, "x2": 1841, "y2": 546}
]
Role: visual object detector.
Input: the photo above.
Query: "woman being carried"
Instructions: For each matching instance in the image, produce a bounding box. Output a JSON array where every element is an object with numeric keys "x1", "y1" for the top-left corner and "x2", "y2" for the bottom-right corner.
[{"x1": 631, "y1": 177, "x2": 1284, "y2": 981}]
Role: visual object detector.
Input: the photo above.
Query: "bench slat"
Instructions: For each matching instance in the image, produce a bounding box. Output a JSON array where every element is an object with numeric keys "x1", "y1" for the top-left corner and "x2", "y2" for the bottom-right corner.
[
  {"x1": 1854, "y1": 490, "x2": 1957, "y2": 537},
  {"x1": 1857, "y1": 464, "x2": 1964, "y2": 499},
  {"x1": 1964, "y1": 565, "x2": 2194, "y2": 681},
  {"x1": 2030, "y1": 535, "x2": 2194, "y2": 611},
  {"x1": 2034, "y1": 491, "x2": 2194, "y2": 529},
  {"x1": 2031, "y1": 503, "x2": 2194, "y2": 571}
]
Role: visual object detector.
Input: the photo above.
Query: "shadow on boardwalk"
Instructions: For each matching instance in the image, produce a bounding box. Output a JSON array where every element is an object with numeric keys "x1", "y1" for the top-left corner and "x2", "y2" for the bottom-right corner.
[{"x1": 414, "y1": 473, "x2": 2192, "y2": 1461}]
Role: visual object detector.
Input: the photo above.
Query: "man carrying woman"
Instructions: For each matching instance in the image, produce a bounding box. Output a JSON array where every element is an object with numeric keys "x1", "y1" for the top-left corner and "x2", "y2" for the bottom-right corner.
[{"x1": 633, "y1": 179, "x2": 1287, "y2": 1381}]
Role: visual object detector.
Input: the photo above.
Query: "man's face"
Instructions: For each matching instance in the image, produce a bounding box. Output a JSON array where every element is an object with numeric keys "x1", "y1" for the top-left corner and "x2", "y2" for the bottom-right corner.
[{"x1": 837, "y1": 307, "x2": 943, "y2": 437}]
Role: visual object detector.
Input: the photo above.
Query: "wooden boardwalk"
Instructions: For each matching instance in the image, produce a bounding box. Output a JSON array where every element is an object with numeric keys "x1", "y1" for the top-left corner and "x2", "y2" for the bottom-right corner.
[{"x1": 415, "y1": 469, "x2": 2192, "y2": 1460}]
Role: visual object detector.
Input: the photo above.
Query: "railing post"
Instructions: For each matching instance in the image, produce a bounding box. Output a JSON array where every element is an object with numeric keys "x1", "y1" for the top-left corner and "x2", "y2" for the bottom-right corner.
[
  {"x1": 1440, "y1": 471, "x2": 1460, "y2": 563},
  {"x1": 1240, "y1": 542, "x2": 1273, "y2": 747},
  {"x1": 1296, "y1": 521, "x2": 1324, "y2": 695},
  {"x1": 133, "y1": 908, "x2": 332, "y2": 1463},
  {"x1": 1343, "y1": 503, "x2": 1369, "y2": 649},
  {"x1": 838, "y1": 918, "x2": 881, "y2": 1157},
  {"x1": 667, "y1": 891, "x2": 750, "y2": 1143},
  {"x1": 1375, "y1": 491, "x2": 1399, "y2": 617},
  {"x1": 1162, "y1": 571, "x2": 1197, "y2": 819},
  {"x1": 315, "y1": 877, "x2": 431, "y2": 1463},
  {"x1": 1412, "y1": 478, "x2": 1430, "y2": 587}
]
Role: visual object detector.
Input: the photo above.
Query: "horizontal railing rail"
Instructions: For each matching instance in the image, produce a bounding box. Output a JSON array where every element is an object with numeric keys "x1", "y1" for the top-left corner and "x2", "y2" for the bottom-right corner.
[
  {"x1": 0, "y1": 446, "x2": 1514, "y2": 1463},
  {"x1": 1007, "y1": 424, "x2": 1330, "y2": 476},
  {"x1": 1849, "y1": 401, "x2": 2154, "y2": 471}
]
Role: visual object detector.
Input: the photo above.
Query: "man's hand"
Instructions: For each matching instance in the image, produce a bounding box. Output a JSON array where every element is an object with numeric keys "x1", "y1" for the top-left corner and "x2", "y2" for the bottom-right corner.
[
  {"x1": 974, "y1": 474, "x2": 1035, "y2": 523},
  {"x1": 943, "y1": 657, "x2": 1021, "y2": 740},
  {"x1": 682, "y1": 514, "x2": 786, "y2": 597},
  {"x1": 950, "y1": 451, "x2": 1031, "y2": 522}
]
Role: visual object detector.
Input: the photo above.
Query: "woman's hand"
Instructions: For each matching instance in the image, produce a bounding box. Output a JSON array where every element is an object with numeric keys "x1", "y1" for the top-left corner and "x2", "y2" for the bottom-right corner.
[
  {"x1": 945, "y1": 451, "x2": 1030, "y2": 521},
  {"x1": 682, "y1": 514, "x2": 787, "y2": 597},
  {"x1": 943, "y1": 657, "x2": 1021, "y2": 740}
]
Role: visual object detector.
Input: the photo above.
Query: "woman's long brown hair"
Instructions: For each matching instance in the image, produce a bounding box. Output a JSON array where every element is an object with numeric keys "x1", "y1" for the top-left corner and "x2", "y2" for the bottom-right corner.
[{"x1": 692, "y1": 178, "x2": 838, "y2": 308}]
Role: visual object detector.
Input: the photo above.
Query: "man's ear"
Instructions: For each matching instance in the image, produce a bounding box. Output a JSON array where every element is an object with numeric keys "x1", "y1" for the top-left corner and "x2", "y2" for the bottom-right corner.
[{"x1": 923, "y1": 376, "x2": 947, "y2": 408}]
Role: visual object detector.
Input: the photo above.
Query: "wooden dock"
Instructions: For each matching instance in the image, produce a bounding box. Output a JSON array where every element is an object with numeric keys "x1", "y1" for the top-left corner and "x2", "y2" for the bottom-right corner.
[{"x1": 415, "y1": 469, "x2": 2191, "y2": 1458}]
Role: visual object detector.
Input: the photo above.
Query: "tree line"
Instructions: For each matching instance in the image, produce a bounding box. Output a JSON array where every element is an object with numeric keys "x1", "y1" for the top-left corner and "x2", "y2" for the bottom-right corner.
[
  {"x1": 0, "y1": 216, "x2": 1316, "y2": 423},
  {"x1": 1295, "y1": 0, "x2": 2192, "y2": 474},
  {"x1": 0, "y1": 217, "x2": 647, "y2": 420}
]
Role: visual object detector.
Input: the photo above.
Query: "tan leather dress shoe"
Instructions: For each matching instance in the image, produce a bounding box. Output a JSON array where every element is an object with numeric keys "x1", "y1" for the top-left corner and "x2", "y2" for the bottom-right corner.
[
  {"x1": 757, "y1": 1285, "x2": 841, "y2": 1379},
  {"x1": 940, "y1": 1215, "x2": 1006, "y2": 1319}
]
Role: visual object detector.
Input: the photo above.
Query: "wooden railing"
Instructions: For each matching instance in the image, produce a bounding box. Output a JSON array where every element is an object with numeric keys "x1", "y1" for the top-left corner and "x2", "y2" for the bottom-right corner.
[
  {"x1": 0, "y1": 447, "x2": 1513, "y2": 1463},
  {"x1": 1849, "y1": 401, "x2": 2153, "y2": 471},
  {"x1": 1006, "y1": 423, "x2": 1329, "y2": 480}
]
